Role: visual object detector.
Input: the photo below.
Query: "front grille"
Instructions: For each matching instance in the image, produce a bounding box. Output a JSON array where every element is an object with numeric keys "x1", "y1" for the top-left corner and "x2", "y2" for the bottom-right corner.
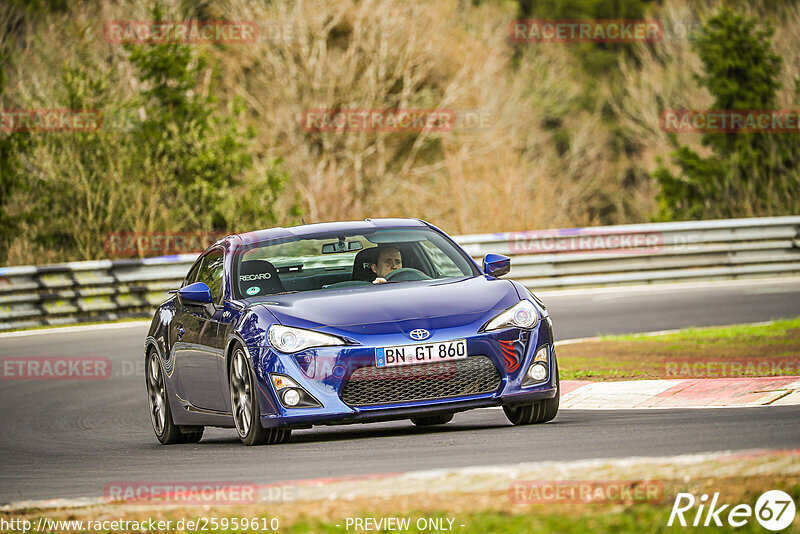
[{"x1": 341, "y1": 355, "x2": 501, "y2": 407}]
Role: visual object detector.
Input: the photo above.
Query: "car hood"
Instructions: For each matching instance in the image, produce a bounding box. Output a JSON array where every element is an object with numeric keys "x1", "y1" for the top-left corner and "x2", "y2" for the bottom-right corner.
[{"x1": 253, "y1": 276, "x2": 520, "y2": 335}]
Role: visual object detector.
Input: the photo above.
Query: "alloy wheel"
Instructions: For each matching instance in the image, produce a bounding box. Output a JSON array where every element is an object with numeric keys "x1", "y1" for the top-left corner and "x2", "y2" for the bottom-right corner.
[
  {"x1": 230, "y1": 348, "x2": 253, "y2": 438},
  {"x1": 147, "y1": 353, "x2": 167, "y2": 436}
]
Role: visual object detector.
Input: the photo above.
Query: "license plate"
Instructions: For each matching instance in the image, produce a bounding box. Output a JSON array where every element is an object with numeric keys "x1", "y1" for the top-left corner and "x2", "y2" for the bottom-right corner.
[{"x1": 375, "y1": 339, "x2": 467, "y2": 368}]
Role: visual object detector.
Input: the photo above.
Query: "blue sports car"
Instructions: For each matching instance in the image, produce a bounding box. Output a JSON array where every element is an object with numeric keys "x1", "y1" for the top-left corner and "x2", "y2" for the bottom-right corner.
[{"x1": 145, "y1": 218, "x2": 559, "y2": 445}]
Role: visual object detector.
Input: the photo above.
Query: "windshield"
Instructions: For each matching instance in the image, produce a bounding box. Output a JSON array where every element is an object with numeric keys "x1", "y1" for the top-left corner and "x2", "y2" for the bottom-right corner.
[{"x1": 234, "y1": 227, "x2": 478, "y2": 298}]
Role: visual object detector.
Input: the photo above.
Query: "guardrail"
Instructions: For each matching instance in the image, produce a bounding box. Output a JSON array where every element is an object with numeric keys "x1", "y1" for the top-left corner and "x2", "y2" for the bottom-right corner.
[{"x1": 1, "y1": 216, "x2": 798, "y2": 331}]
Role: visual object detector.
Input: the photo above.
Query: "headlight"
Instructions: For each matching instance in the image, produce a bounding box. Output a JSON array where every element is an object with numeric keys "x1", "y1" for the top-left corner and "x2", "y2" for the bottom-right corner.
[
  {"x1": 267, "y1": 325, "x2": 347, "y2": 353},
  {"x1": 482, "y1": 300, "x2": 539, "y2": 332}
]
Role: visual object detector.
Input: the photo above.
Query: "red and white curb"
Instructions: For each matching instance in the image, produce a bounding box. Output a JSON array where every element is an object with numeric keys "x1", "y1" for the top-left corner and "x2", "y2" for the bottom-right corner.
[{"x1": 559, "y1": 376, "x2": 800, "y2": 409}]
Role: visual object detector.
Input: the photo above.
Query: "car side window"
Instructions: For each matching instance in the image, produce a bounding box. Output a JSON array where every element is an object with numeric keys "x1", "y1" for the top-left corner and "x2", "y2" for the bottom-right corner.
[
  {"x1": 195, "y1": 249, "x2": 225, "y2": 305},
  {"x1": 182, "y1": 258, "x2": 203, "y2": 288}
]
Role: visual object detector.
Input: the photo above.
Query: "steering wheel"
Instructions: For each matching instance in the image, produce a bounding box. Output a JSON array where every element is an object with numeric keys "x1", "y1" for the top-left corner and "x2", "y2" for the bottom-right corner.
[{"x1": 384, "y1": 267, "x2": 431, "y2": 282}]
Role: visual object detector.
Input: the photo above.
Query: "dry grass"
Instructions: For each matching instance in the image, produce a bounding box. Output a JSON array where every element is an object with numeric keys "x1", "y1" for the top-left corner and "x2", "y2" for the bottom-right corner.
[
  {"x1": 3, "y1": 0, "x2": 800, "y2": 264},
  {"x1": 613, "y1": 0, "x2": 800, "y2": 185}
]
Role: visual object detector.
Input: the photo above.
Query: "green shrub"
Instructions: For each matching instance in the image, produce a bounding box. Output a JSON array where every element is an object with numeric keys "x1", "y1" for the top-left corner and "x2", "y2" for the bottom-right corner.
[{"x1": 654, "y1": 8, "x2": 800, "y2": 220}]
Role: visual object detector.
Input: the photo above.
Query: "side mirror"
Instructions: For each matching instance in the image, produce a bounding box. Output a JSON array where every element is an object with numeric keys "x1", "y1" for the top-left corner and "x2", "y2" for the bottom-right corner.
[
  {"x1": 483, "y1": 253, "x2": 511, "y2": 277},
  {"x1": 177, "y1": 282, "x2": 213, "y2": 306}
]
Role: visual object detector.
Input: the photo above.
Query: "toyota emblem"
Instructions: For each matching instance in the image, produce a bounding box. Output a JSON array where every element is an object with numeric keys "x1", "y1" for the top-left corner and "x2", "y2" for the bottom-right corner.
[{"x1": 409, "y1": 329, "x2": 430, "y2": 341}]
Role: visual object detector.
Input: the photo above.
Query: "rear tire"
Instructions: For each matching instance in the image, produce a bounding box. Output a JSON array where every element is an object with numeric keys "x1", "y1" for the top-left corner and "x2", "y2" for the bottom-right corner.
[
  {"x1": 503, "y1": 359, "x2": 559, "y2": 425},
  {"x1": 229, "y1": 345, "x2": 292, "y2": 446},
  {"x1": 411, "y1": 414, "x2": 454, "y2": 426}
]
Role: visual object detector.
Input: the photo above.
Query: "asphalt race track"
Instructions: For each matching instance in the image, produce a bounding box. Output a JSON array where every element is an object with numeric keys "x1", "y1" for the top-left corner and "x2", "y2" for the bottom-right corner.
[{"x1": 1, "y1": 278, "x2": 799, "y2": 504}]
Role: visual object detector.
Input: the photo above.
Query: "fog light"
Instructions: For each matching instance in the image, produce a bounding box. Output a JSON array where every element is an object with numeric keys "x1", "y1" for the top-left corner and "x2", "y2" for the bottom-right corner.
[
  {"x1": 283, "y1": 388, "x2": 301, "y2": 407},
  {"x1": 269, "y1": 373, "x2": 322, "y2": 408},
  {"x1": 528, "y1": 363, "x2": 548, "y2": 381}
]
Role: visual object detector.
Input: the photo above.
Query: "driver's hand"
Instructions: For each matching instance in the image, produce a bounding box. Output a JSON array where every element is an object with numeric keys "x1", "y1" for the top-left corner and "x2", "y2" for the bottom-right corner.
[{"x1": 372, "y1": 277, "x2": 388, "y2": 284}]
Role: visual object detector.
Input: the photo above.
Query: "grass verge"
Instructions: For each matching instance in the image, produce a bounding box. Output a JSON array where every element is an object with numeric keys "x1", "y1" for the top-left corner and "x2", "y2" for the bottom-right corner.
[{"x1": 557, "y1": 317, "x2": 800, "y2": 381}]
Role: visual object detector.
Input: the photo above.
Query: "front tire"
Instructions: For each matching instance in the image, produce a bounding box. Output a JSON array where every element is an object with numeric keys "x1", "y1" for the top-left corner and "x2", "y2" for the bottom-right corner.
[
  {"x1": 503, "y1": 360, "x2": 560, "y2": 425},
  {"x1": 147, "y1": 351, "x2": 202, "y2": 444},
  {"x1": 229, "y1": 345, "x2": 291, "y2": 446}
]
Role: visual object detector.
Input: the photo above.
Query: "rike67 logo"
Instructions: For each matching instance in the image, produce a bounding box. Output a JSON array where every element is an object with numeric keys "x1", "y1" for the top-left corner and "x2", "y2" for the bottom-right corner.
[{"x1": 668, "y1": 490, "x2": 797, "y2": 531}]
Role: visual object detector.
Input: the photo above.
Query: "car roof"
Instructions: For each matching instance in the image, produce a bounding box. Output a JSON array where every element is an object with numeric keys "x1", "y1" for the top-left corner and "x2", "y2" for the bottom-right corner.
[{"x1": 230, "y1": 218, "x2": 431, "y2": 247}]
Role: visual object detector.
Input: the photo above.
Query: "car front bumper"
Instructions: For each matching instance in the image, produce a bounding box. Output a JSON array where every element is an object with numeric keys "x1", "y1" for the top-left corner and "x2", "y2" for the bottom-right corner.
[{"x1": 246, "y1": 317, "x2": 558, "y2": 429}]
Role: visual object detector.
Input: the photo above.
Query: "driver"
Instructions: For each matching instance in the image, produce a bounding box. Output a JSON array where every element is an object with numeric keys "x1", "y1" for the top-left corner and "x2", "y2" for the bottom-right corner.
[{"x1": 371, "y1": 246, "x2": 402, "y2": 284}]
